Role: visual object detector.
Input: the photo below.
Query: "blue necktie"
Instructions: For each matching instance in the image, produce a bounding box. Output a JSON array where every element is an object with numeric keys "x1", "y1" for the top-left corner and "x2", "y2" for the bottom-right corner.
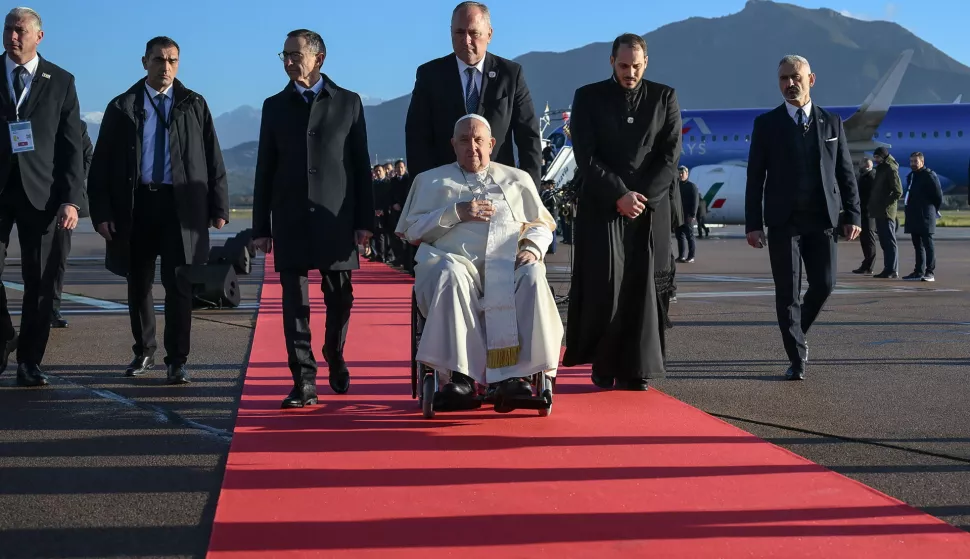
[
  {"x1": 796, "y1": 108, "x2": 806, "y2": 131},
  {"x1": 152, "y1": 94, "x2": 167, "y2": 184},
  {"x1": 303, "y1": 90, "x2": 315, "y2": 105},
  {"x1": 464, "y1": 67, "x2": 479, "y2": 114},
  {"x1": 12, "y1": 65, "x2": 25, "y2": 103}
]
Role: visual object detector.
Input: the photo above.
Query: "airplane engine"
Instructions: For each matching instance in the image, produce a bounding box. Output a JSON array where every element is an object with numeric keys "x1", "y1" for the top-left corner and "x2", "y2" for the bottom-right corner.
[{"x1": 688, "y1": 163, "x2": 748, "y2": 225}]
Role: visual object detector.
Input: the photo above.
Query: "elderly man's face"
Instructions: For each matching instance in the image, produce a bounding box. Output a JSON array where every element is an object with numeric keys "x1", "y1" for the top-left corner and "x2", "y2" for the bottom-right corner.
[{"x1": 451, "y1": 119, "x2": 495, "y2": 172}]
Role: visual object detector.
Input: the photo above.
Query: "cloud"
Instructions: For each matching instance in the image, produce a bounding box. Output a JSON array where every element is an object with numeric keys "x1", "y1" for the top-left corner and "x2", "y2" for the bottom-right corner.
[
  {"x1": 81, "y1": 111, "x2": 103, "y2": 124},
  {"x1": 839, "y1": 9, "x2": 872, "y2": 21}
]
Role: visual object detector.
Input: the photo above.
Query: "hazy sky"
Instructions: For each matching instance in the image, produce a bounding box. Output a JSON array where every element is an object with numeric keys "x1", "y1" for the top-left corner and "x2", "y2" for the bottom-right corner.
[{"x1": 17, "y1": 0, "x2": 961, "y2": 117}]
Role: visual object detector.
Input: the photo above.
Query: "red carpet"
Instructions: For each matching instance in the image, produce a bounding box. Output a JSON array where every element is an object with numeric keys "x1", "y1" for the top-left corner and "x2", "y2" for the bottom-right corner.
[{"x1": 207, "y1": 258, "x2": 970, "y2": 558}]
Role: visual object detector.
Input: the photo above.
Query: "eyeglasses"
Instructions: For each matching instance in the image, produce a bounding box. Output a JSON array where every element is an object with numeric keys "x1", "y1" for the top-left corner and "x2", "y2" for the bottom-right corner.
[{"x1": 278, "y1": 51, "x2": 304, "y2": 62}]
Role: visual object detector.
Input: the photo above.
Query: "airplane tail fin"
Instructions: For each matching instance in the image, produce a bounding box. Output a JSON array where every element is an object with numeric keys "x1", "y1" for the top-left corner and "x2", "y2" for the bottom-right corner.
[
  {"x1": 955, "y1": 94, "x2": 963, "y2": 104},
  {"x1": 844, "y1": 49, "x2": 914, "y2": 144}
]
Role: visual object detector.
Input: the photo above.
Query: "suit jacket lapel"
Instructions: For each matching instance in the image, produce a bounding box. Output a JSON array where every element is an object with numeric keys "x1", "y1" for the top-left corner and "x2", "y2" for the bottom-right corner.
[
  {"x1": 0, "y1": 54, "x2": 11, "y2": 114},
  {"x1": 311, "y1": 76, "x2": 334, "y2": 129},
  {"x1": 477, "y1": 53, "x2": 497, "y2": 115},
  {"x1": 19, "y1": 57, "x2": 50, "y2": 120},
  {"x1": 813, "y1": 105, "x2": 828, "y2": 159},
  {"x1": 446, "y1": 56, "x2": 467, "y2": 117}
]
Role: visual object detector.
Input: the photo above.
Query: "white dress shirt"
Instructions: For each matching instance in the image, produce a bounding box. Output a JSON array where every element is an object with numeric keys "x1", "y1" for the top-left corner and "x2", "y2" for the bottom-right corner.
[
  {"x1": 5, "y1": 54, "x2": 40, "y2": 116},
  {"x1": 785, "y1": 100, "x2": 813, "y2": 126},
  {"x1": 456, "y1": 56, "x2": 485, "y2": 103},
  {"x1": 141, "y1": 82, "x2": 174, "y2": 184},
  {"x1": 293, "y1": 76, "x2": 325, "y2": 99}
]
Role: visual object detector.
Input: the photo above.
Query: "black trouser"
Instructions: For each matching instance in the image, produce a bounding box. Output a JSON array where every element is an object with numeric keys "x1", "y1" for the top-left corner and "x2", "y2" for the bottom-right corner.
[
  {"x1": 767, "y1": 226, "x2": 837, "y2": 369},
  {"x1": 697, "y1": 216, "x2": 709, "y2": 237},
  {"x1": 0, "y1": 178, "x2": 62, "y2": 366},
  {"x1": 388, "y1": 210, "x2": 407, "y2": 264},
  {"x1": 52, "y1": 227, "x2": 72, "y2": 313},
  {"x1": 127, "y1": 186, "x2": 192, "y2": 366},
  {"x1": 875, "y1": 218, "x2": 898, "y2": 273},
  {"x1": 911, "y1": 233, "x2": 936, "y2": 275},
  {"x1": 280, "y1": 269, "x2": 353, "y2": 386},
  {"x1": 675, "y1": 223, "x2": 695, "y2": 260},
  {"x1": 858, "y1": 215, "x2": 876, "y2": 271}
]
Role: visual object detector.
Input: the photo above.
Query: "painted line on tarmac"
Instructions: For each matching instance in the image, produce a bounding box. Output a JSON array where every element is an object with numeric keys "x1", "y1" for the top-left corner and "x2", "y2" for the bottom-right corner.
[
  {"x1": 3, "y1": 281, "x2": 128, "y2": 310},
  {"x1": 677, "y1": 287, "x2": 961, "y2": 299},
  {"x1": 87, "y1": 387, "x2": 233, "y2": 442}
]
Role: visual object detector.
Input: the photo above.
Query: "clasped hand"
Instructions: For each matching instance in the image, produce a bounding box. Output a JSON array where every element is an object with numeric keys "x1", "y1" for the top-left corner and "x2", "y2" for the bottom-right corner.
[
  {"x1": 457, "y1": 199, "x2": 494, "y2": 222},
  {"x1": 616, "y1": 191, "x2": 648, "y2": 219}
]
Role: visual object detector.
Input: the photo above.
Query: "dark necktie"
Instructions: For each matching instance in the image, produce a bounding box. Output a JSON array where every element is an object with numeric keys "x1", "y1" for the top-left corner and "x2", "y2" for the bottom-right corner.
[
  {"x1": 12, "y1": 65, "x2": 25, "y2": 103},
  {"x1": 464, "y1": 67, "x2": 479, "y2": 114},
  {"x1": 303, "y1": 90, "x2": 315, "y2": 105},
  {"x1": 152, "y1": 94, "x2": 167, "y2": 184},
  {"x1": 796, "y1": 108, "x2": 806, "y2": 131}
]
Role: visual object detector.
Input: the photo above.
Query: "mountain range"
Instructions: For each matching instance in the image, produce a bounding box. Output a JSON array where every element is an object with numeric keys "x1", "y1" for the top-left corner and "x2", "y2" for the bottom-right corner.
[{"x1": 87, "y1": 0, "x2": 970, "y2": 197}]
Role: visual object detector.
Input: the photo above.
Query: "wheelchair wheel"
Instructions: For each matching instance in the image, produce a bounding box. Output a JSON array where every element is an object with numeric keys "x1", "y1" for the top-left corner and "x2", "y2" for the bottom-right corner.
[
  {"x1": 538, "y1": 373, "x2": 553, "y2": 417},
  {"x1": 421, "y1": 374, "x2": 436, "y2": 419}
]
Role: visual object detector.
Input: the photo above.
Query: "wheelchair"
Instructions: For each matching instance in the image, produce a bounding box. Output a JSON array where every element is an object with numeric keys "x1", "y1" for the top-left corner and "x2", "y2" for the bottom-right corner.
[{"x1": 410, "y1": 290, "x2": 554, "y2": 419}]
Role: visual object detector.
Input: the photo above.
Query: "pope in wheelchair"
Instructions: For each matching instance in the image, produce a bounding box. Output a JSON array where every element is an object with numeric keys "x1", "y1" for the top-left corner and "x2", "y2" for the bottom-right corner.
[{"x1": 396, "y1": 114, "x2": 564, "y2": 414}]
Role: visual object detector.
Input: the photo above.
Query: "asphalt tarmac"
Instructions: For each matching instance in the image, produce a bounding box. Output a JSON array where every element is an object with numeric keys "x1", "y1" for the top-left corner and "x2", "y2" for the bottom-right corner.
[{"x1": 0, "y1": 222, "x2": 967, "y2": 558}]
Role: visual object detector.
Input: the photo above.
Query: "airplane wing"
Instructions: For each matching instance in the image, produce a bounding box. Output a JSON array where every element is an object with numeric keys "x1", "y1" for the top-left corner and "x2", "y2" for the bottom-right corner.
[{"x1": 843, "y1": 49, "x2": 914, "y2": 144}]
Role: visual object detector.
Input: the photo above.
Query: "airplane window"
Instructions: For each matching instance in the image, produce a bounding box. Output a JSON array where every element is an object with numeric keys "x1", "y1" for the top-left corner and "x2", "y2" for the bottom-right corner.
[
  {"x1": 960, "y1": 131, "x2": 964, "y2": 137},
  {"x1": 910, "y1": 132, "x2": 915, "y2": 138},
  {"x1": 722, "y1": 136, "x2": 727, "y2": 141},
  {"x1": 701, "y1": 135, "x2": 706, "y2": 141},
  {"x1": 934, "y1": 131, "x2": 939, "y2": 138},
  {"x1": 690, "y1": 136, "x2": 695, "y2": 142},
  {"x1": 712, "y1": 135, "x2": 717, "y2": 142},
  {"x1": 734, "y1": 135, "x2": 739, "y2": 141},
  {"x1": 921, "y1": 132, "x2": 927, "y2": 138},
  {"x1": 946, "y1": 131, "x2": 951, "y2": 137},
  {"x1": 898, "y1": 132, "x2": 903, "y2": 139},
  {"x1": 745, "y1": 135, "x2": 750, "y2": 142}
]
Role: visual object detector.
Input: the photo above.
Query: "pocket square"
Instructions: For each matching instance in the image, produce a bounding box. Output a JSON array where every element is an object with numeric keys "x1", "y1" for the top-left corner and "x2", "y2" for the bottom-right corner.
[{"x1": 825, "y1": 137, "x2": 838, "y2": 142}]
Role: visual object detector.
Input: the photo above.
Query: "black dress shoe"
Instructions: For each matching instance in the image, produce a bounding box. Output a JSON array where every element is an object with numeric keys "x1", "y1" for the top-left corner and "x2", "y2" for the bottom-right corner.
[
  {"x1": 785, "y1": 364, "x2": 806, "y2": 381},
  {"x1": 615, "y1": 378, "x2": 649, "y2": 391},
  {"x1": 0, "y1": 336, "x2": 17, "y2": 376},
  {"x1": 166, "y1": 364, "x2": 190, "y2": 385},
  {"x1": 497, "y1": 378, "x2": 533, "y2": 398},
  {"x1": 124, "y1": 355, "x2": 155, "y2": 377},
  {"x1": 281, "y1": 384, "x2": 318, "y2": 408},
  {"x1": 442, "y1": 373, "x2": 475, "y2": 397},
  {"x1": 324, "y1": 347, "x2": 351, "y2": 394},
  {"x1": 16, "y1": 363, "x2": 48, "y2": 387},
  {"x1": 591, "y1": 371, "x2": 614, "y2": 389},
  {"x1": 851, "y1": 267, "x2": 872, "y2": 275},
  {"x1": 873, "y1": 271, "x2": 899, "y2": 279},
  {"x1": 50, "y1": 310, "x2": 68, "y2": 328}
]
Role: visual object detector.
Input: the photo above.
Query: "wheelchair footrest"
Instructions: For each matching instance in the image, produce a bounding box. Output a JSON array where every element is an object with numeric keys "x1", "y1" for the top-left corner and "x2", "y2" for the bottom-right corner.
[
  {"x1": 494, "y1": 392, "x2": 552, "y2": 412},
  {"x1": 432, "y1": 392, "x2": 484, "y2": 411}
]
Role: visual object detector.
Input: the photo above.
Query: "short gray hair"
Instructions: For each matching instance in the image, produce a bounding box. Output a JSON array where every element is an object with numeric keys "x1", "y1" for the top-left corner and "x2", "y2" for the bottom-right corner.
[
  {"x1": 7, "y1": 7, "x2": 42, "y2": 30},
  {"x1": 287, "y1": 29, "x2": 326, "y2": 58},
  {"x1": 779, "y1": 54, "x2": 810, "y2": 69},
  {"x1": 452, "y1": 2, "x2": 491, "y2": 26}
]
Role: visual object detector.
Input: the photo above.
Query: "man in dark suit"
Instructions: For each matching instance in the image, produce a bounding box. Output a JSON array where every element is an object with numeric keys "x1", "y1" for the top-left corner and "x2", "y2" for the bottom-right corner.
[
  {"x1": 405, "y1": 1, "x2": 542, "y2": 186},
  {"x1": 675, "y1": 165, "x2": 699, "y2": 263},
  {"x1": 252, "y1": 29, "x2": 374, "y2": 409},
  {"x1": 852, "y1": 156, "x2": 877, "y2": 275},
  {"x1": 50, "y1": 122, "x2": 93, "y2": 328},
  {"x1": 0, "y1": 8, "x2": 85, "y2": 387},
  {"x1": 88, "y1": 36, "x2": 229, "y2": 385},
  {"x1": 745, "y1": 54, "x2": 861, "y2": 381}
]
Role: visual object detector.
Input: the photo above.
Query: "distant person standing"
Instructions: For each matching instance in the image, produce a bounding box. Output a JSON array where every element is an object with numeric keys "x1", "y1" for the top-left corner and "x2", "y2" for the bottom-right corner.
[
  {"x1": 252, "y1": 29, "x2": 374, "y2": 408},
  {"x1": 388, "y1": 159, "x2": 411, "y2": 269},
  {"x1": 50, "y1": 122, "x2": 93, "y2": 329},
  {"x1": 88, "y1": 36, "x2": 229, "y2": 384},
  {"x1": 852, "y1": 156, "x2": 877, "y2": 274},
  {"x1": 563, "y1": 33, "x2": 682, "y2": 391},
  {"x1": 869, "y1": 146, "x2": 902, "y2": 278},
  {"x1": 675, "y1": 165, "x2": 698, "y2": 263},
  {"x1": 696, "y1": 195, "x2": 710, "y2": 238},
  {"x1": 902, "y1": 152, "x2": 942, "y2": 282},
  {"x1": 0, "y1": 7, "x2": 85, "y2": 387},
  {"x1": 405, "y1": 1, "x2": 542, "y2": 186},
  {"x1": 745, "y1": 54, "x2": 860, "y2": 381}
]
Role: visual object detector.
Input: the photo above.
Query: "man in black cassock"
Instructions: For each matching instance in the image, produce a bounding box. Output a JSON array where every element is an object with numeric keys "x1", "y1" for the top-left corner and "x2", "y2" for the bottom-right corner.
[{"x1": 562, "y1": 33, "x2": 682, "y2": 391}]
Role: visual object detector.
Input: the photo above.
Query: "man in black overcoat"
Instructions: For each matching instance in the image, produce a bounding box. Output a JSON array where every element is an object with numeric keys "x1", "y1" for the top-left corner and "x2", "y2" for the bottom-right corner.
[
  {"x1": 744, "y1": 55, "x2": 861, "y2": 381},
  {"x1": 562, "y1": 34, "x2": 682, "y2": 391},
  {"x1": 88, "y1": 36, "x2": 229, "y2": 385},
  {"x1": 0, "y1": 7, "x2": 85, "y2": 387},
  {"x1": 252, "y1": 29, "x2": 374, "y2": 408},
  {"x1": 404, "y1": 2, "x2": 542, "y2": 186}
]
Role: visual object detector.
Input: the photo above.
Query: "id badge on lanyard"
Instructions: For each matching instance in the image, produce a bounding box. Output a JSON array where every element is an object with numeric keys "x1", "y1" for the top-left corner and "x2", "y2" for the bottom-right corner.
[{"x1": 9, "y1": 79, "x2": 35, "y2": 154}]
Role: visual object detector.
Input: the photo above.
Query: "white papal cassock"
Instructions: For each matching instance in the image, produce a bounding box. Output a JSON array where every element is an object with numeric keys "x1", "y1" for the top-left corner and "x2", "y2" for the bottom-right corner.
[{"x1": 395, "y1": 161, "x2": 564, "y2": 385}]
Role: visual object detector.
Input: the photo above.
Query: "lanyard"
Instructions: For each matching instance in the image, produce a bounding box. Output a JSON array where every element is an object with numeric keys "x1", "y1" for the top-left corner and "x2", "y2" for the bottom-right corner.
[
  {"x1": 10, "y1": 69, "x2": 29, "y2": 121},
  {"x1": 145, "y1": 87, "x2": 171, "y2": 129}
]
